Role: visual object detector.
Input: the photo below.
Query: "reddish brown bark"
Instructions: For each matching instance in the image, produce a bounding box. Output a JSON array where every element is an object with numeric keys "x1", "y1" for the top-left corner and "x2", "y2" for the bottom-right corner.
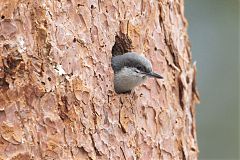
[{"x1": 0, "y1": 0, "x2": 199, "y2": 159}]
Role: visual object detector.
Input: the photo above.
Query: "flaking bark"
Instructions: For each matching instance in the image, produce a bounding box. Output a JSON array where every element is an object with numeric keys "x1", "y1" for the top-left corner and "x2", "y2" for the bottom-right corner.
[{"x1": 0, "y1": 0, "x2": 199, "y2": 159}]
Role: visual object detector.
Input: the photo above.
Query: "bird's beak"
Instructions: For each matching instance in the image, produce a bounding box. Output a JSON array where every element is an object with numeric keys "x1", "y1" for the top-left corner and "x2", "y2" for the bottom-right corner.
[{"x1": 145, "y1": 72, "x2": 163, "y2": 79}]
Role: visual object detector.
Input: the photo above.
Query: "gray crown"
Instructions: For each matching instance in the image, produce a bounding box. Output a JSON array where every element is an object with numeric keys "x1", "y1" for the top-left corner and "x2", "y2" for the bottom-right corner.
[{"x1": 111, "y1": 52, "x2": 152, "y2": 73}]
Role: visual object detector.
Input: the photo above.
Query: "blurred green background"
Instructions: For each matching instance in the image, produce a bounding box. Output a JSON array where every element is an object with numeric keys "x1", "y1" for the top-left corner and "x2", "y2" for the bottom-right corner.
[{"x1": 185, "y1": 0, "x2": 239, "y2": 159}]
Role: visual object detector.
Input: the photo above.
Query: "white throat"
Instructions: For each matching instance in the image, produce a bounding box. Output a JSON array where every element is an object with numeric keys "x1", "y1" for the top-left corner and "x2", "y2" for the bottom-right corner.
[{"x1": 114, "y1": 67, "x2": 147, "y2": 93}]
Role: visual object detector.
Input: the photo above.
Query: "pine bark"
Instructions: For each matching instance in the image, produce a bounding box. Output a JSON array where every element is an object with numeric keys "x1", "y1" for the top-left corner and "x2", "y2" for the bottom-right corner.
[{"x1": 0, "y1": 0, "x2": 199, "y2": 159}]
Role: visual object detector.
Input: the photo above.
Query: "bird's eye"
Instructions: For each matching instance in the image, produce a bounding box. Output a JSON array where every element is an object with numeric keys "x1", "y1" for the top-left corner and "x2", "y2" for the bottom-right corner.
[{"x1": 137, "y1": 66, "x2": 142, "y2": 71}]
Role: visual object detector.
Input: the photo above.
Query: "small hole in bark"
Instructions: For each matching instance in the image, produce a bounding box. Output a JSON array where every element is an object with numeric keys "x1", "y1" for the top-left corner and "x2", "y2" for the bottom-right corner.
[
  {"x1": 186, "y1": 76, "x2": 190, "y2": 84},
  {"x1": 91, "y1": 5, "x2": 94, "y2": 9},
  {"x1": 111, "y1": 32, "x2": 133, "y2": 57},
  {"x1": 41, "y1": 81, "x2": 45, "y2": 85},
  {"x1": 154, "y1": 47, "x2": 157, "y2": 51},
  {"x1": 73, "y1": 38, "x2": 77, "y2": 43},
  {"x1": 48, "y1": 77, "x2": 51, "y2": 81},
  {"x1": 1, "y1": 15, "x2": 5, "y2": 19}
]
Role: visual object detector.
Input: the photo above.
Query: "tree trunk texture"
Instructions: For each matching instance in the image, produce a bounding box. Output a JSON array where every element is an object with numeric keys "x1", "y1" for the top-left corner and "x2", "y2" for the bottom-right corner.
[{"x1": 0, "y1": 0, "x2": 199, "y2": 160}]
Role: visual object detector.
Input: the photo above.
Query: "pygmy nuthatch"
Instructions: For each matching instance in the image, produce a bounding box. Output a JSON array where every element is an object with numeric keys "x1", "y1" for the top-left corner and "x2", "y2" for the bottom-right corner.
[{"x1": 111, "y1": 52, "x2": 163, "y2": 94}]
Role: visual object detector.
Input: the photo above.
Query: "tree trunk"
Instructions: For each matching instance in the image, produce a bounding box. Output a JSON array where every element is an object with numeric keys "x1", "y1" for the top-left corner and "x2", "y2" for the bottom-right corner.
[{"x1": 0, "y1": 0, "x2": 199, "y2": 159}]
